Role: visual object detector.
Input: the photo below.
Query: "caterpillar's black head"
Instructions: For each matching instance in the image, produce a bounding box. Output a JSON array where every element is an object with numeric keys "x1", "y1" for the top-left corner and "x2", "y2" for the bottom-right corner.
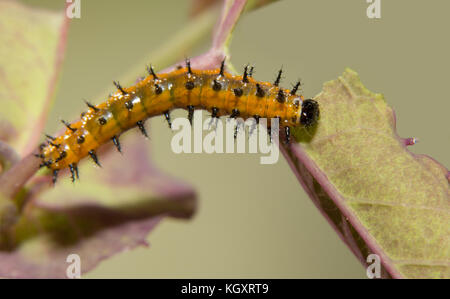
[{"x1": 300, "y1": 99, "x2": 320, "y2": 127}]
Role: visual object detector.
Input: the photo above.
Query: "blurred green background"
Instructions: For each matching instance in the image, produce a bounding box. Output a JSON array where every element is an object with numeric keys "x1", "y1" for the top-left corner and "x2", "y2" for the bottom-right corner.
[{"x1": 20, "y1": 0, "x2": 449, "y2": 278}]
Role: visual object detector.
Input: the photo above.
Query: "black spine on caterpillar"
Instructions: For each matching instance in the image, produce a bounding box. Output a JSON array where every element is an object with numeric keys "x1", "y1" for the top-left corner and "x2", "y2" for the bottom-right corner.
[{"x1": 37, "y1": 62, "x2": 319, "y2": 184}]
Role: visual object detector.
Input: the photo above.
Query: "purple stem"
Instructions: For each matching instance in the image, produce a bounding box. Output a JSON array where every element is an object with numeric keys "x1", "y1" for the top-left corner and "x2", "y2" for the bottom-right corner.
[
  {"x1": 212, "y1": 0, "x2": 248, "y2": 51},
  {"x1": 0, "y1": 153, "x2": 40, "y2": 199},
  {"x1": 161, "y1": 0, "x2": 248, "y2": 74}
]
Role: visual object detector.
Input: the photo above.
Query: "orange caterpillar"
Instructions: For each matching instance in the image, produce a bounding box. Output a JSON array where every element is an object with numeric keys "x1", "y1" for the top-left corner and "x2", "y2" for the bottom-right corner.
[{"x1": 37, "y1": 60, "x2": 319, "y2": 183}]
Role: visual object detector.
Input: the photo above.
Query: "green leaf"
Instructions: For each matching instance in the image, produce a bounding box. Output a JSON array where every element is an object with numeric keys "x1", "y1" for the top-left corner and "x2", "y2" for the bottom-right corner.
[
  {"x1": 288, "y1": 69, "x2": 449, "y2": 278},
  {"x1": 0, "y1": 0, "x2": 67, "y2": 155}
]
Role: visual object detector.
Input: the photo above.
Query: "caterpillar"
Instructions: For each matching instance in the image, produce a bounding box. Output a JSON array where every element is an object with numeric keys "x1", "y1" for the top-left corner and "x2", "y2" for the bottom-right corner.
[{"x1": 36, "y1": 59, "x2": 319, "y2": 184}]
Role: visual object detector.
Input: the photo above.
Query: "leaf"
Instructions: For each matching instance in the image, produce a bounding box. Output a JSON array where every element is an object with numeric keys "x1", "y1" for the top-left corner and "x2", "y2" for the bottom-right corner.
[
  {"x1": 0, "y1": 0, "x2": 68, "y2": 155},
  {"x1": 0, "y1": 132, "x2": 197, "y2": 278},
  {"x1": 285, "y1": 69, "x2": 449, "y2": 279}
]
